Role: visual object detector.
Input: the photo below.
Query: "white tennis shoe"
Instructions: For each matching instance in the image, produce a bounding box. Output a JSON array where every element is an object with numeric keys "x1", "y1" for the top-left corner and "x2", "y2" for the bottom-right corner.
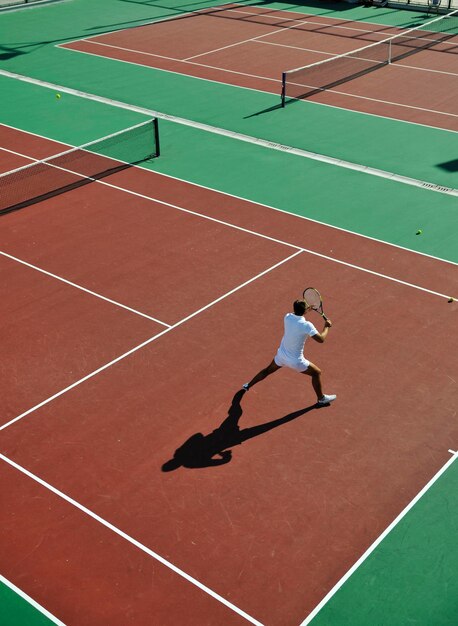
[{"x1": 318, "y1": 394, "x2": 336, "y2": 405}]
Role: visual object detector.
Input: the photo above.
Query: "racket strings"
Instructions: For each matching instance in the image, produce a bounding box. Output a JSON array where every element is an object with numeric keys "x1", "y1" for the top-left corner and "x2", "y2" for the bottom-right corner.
[{"x1": 303, "y1": 289, "x2": 321, "y2": 310}]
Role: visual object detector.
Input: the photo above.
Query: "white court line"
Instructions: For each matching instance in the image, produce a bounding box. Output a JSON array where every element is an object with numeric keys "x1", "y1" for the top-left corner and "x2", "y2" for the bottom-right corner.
[
  {"x1": 182, "y1": 16, "x2": 309, "y2": 61},
  {"x1": 0, "y1": 250, "x2": 303, "y2": 431},
  {"x1": 255, "y1": 38, "x2": 341, "y2": 56},
  {"x1": 5, "y1": 68, "x2": 456, "y2": 197},
  {"x1": 61, "y1": 1, "x2": 240, "y2": 45},
  {"x1": 80, "y1": 39, "x2": 458, "y2": 122},
  {"x1": 300, "y1": 449, "x2": 458, "y2": 625},
  {"x1": 2, "y1": 121, "x2": 457, "y2": 272},
  {"x1": 2, "y1": 121, "x2": 457, "y2": 269},
  {"x1": 2, "y1": 133, "x2": 457, "y2": 296},
  {"x1": 285, "y1": 80, "x2": 458, "y2": 119},
  {"x1": 255, "y1": 39, "x2": 458, "y2": 77},
  {"x1": 85, "y1": 39, "x2": 280, "y2": 84},
  {"x1": 0, "y1": 454, "x2": 264, "y2": 626},
  {"x1": 393, "y1": 63, "x2": 458, "y2": 78},
  {"x1": 0, "y1": 574, "x2": 65, "y2": 626},
  {"x1": 1, "y1": 158, "x2": 456, "y2": 427},
  {"x1": 41, "y1": 170, "x2": 458, "y2": 300},
  {"x1": 55, "y1": 42, "x2": 458, "y2": 141},
  {"x1": 0, "y1": 252, "x2": 171, "y2": 327}
]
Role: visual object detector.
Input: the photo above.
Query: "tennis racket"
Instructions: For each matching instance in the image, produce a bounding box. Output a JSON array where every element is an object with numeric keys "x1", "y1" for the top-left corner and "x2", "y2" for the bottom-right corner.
[{"x1": 302, "y1": 287, "x2": 328, "y2": 321}]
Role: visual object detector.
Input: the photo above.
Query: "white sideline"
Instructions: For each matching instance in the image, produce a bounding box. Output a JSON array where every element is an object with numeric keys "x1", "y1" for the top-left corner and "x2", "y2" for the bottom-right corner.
[
  {"x1": 0, "y1": 252, "x2": 171, "y2": 326},
  {"x1": 300, "y1": 450, "x2": 458, "y2": 625},
  {"x1": 0, "y1": 455, "x2": 264, "y2": 626},
  {"x1": 0, "y1": 250, "x2": 303, "y2": 431},
  {"x1": 0, "y1": 574, "x2": 65, "y2": 625}
]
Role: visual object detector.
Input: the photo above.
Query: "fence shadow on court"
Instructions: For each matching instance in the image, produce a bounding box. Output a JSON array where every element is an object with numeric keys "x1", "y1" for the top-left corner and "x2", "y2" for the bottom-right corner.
[{"x1": 161, "y1": 389, "x2": 323, "y2": 471}]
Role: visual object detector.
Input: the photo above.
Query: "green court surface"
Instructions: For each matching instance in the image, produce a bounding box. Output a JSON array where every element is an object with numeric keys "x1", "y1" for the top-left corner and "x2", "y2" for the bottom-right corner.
[
  {"x1": 0, "y1": 579, "x2": 58, "y2": 626},
  {"x1": 1, "y1": 0, "x2": 457, "y2": 624},
  {"x1": 310, "y1": 456, "x2": 458, "y2": 626},
  {"x1": 0, "y1": 0, "x2": 456, "y2": 188},
  {"x1": 1, "y1": 74, "x2": 457, "y2": 262}
]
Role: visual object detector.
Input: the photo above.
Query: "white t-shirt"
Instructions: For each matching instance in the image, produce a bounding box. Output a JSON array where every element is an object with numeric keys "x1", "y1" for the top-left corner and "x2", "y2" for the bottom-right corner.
[{"x1": 276, "y1": 313, "x2": 318, "y2": 361}]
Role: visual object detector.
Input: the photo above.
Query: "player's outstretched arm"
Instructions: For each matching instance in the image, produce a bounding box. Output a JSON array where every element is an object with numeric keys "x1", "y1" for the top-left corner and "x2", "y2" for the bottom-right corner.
[{"x1": 312, "y1": 319, "x2": 332, "y2": 343}]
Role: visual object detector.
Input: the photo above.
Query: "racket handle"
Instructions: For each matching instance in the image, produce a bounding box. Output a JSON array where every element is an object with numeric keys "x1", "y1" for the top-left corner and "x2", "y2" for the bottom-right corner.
[{"x1": 322, "y1": 313, "x2": 329, "y2": 322}]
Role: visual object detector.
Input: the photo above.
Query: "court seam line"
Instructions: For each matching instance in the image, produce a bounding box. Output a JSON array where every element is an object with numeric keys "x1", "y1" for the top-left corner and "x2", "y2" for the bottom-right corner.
[
  {"x1": 0, "y1": 251, "x2": 171, "y2": 327},
  {"x1": 1, "y1": 123, "x2": 457, "y2": 269},
  {"x1": 0, "y1": 574, "x2": 65, "y2": 626},
  {"x1": 300, "y1": 450, "x2": 458, "y2": 625},
  {"x1": 4, "y1": 69, "x2": 457, "y2": 197},
  {"x1": 75, "y1": 39, "x2": 458, "y2": 120},
  {"x1": 0, "y1": 454, "x2": 265, "y2": 626},
  {"x1": 0, "y1": 250, "x2": 303, "y2": 431}
]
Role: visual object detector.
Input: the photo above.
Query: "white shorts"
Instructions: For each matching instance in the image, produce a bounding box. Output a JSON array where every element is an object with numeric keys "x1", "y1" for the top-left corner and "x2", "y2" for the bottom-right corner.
[{"x1": 274, "y1": 351, "x2": 310, "y2": 372}]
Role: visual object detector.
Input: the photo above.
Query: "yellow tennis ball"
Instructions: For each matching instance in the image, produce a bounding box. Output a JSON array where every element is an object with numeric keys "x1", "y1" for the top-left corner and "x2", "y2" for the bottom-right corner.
[
  {"x1": 55, "y1": 93, "x2": 61, "y2": 99},
  {"x1": 416, "y1": 229, "x2": 422, "y2": 235}
]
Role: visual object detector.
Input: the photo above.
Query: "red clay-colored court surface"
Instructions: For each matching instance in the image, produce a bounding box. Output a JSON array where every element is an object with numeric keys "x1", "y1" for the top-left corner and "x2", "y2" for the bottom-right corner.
[
  {"x1": 61, "y1": 3, "x2": 458, "y2": 130},
  {"x1": 1, "y1": 125, "x2": 457, "y2": 624}
]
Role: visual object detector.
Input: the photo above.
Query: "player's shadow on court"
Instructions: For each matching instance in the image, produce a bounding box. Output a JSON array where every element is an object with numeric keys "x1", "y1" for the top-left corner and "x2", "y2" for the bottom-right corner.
[{"x1": 161, "y1": 389, "x2": 320, "y2": 471}]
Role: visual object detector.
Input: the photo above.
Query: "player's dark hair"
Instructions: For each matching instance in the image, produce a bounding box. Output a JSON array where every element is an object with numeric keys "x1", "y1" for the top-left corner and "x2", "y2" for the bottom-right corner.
[{"x1": 293, "y1": 299, "x2": 306, "y2": 316}]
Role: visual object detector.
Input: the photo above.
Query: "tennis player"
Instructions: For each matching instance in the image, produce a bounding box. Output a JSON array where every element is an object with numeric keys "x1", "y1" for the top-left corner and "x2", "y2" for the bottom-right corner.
[{"x1": 243, "y1": 299, "x2": 336, "y2": 405}]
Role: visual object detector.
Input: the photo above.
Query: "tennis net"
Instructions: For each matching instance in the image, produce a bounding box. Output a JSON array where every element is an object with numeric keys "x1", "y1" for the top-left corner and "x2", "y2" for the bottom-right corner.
[
  {"x1": 0, "y1": 118, "x2": 160, "y2": 215},
  {"x1": 281, "y1": 10, "x2": 458, "y2": 106}
]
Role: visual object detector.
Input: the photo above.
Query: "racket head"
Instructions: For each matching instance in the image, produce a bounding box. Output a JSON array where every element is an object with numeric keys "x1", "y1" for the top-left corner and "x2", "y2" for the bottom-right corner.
[
  {"x1": 302, "y1": 287, "x2": 322, "y2": 310},
  {"x1": 302, "y1": 287, "x2": 328, "y2": 320}
]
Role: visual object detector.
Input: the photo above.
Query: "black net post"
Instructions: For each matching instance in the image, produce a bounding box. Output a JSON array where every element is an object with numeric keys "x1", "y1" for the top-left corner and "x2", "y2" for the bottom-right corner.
[
  {"x1": 153, "y1": 118, "x2": 160, "y2": 157},
  {"x1": 281, "y1": 72, "x2": 286, "y2": 107}
]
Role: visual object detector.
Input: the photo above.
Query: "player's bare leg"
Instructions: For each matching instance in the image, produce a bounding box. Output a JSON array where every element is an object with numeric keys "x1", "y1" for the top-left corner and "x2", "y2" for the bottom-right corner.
[
  {"x1": 302, "y1": 361, "x2": 336, "y2": 404},
  {"x1": 243, "y1": 360, "x2": 281, "y2": 391}
]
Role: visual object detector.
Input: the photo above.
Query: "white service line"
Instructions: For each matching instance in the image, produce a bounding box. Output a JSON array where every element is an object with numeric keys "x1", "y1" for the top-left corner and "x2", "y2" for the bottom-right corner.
[
  {"x1": 0, "y1": 454, "x2": 264, "y2": 626},
  {"x1": 85, "y1": 39, "x2": 280, "y2": 84},
  {"x1": 0, "y1": 250, "x2": 303, "y2": 431},
  {"x1": 0, "y1": 251, "x2": 171, "y2": 327},
  {"x1": 0, "y1": 574, "x2": 65, "y2": 626},
  {"x1": 182, "y1": 16, "x2": 309, "y2": 61},
  {"x1": 300, "y1": 450, "x2": 458, "y2": 626}
]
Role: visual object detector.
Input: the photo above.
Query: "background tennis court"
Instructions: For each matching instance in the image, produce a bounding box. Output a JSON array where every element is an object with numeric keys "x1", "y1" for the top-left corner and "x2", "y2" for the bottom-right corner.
[{"x1": 1, "y1": 0, "x2": 457, "y2": 624}]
